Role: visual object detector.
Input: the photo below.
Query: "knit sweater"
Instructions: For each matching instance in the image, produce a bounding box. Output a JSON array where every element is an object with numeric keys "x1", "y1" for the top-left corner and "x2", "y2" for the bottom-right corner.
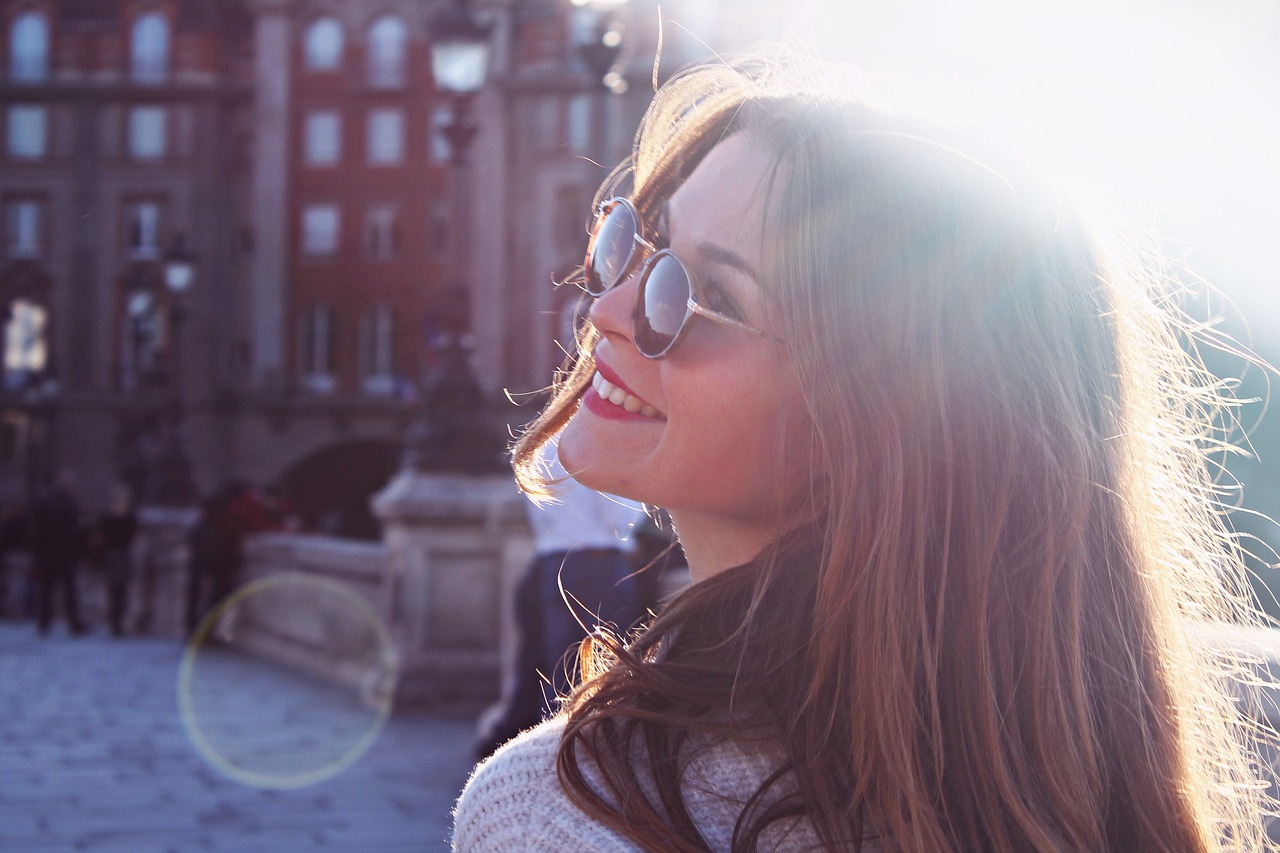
[{"x1": 452, "y1": 717, "x2": 879, "y2": 852}]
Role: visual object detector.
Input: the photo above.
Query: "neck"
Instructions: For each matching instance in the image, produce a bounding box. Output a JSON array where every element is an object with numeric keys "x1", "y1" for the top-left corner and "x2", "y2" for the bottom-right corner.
[{"x1": 669, "y1": 509, "x2": 784, "y2": 584}]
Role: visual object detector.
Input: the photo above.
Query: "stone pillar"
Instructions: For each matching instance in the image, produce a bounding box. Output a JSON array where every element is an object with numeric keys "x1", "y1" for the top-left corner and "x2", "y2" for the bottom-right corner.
[
  {"x1": 245, "y1": 0, "x2": 291, "y2": 389},
  {"x1": 371, "y1": 470, "x2": 532, "y2": 709},
  {"x1": 131, "y1": 504, "x2": 199, "y2": 637}
]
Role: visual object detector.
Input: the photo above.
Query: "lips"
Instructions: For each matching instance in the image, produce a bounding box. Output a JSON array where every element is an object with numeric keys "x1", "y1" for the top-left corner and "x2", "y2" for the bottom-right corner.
[{"x1": 584, "y1": 358, "x2": 664, "y2": 420}]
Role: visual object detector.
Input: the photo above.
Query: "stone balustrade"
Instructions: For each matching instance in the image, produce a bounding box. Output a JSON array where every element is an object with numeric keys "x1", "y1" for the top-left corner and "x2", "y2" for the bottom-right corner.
[{"x1": 186, "y1": 470, "x2": 536, "y2": 712}]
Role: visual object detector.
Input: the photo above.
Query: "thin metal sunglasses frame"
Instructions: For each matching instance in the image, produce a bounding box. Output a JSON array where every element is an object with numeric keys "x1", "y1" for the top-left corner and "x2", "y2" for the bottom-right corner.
[{"x1": 582, "y1": 196, "x2": 774, "y2": 358}]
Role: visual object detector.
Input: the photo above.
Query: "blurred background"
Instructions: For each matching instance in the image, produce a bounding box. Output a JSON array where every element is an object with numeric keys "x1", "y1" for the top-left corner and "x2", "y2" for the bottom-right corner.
[
  {"x1": 0, "y1": 0, "x2": 1278, "y2": 849},
  {"x1": 0, "y1": 0, "x2": 1275, "y2": 557}
]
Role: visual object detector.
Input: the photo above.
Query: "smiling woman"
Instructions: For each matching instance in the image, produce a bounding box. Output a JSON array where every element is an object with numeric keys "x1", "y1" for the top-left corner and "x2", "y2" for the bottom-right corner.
[{"x1": 452, "y1": 55, "x2": 1275, "y2": 852}]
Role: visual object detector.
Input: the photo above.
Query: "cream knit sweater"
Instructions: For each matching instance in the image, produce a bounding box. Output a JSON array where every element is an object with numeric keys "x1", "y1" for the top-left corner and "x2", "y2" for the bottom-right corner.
[{"x1": 452, "y1": 717, "x2": 878, "y2": 852}]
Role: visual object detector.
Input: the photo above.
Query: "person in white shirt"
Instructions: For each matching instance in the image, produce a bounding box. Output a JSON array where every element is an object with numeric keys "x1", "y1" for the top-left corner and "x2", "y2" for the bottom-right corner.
[{"x1": 475, "y1": 446, "x2": 644, "y2": 758}]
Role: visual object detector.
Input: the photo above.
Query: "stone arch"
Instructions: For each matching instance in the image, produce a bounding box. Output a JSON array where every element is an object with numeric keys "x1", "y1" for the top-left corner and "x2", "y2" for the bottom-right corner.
[{"x1": 275, "y1": 438, "x2": 401, "y2": 540}]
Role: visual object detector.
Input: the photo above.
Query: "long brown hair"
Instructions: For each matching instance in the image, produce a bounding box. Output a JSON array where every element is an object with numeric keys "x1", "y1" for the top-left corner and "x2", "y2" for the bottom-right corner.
[{"x1": 513, "y1": 57, "x2": 1272, "y2": 851}]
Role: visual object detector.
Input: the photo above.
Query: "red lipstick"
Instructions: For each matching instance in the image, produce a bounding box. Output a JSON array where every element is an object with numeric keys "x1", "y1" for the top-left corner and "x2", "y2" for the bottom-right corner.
[{"x1": 581, "y1": 356, "x2": 664, "y2": 422}]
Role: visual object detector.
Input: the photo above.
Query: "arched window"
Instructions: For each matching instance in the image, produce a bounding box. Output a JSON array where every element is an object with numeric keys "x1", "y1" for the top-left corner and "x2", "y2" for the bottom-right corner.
[
  {"x1": 366, "y1": 16, "x2": 406, "y2": 88},
  {"x1": 304, "y1": 17, "x2": 343, "y2": 70},
  {"x1": 9, "y1": 11, "x2": 48, "y2": 82},
  {"x1": 4, "y1": 297, "x2": 48, "y2": 390},
  {"x1": 130, "y1": 12, "x2": 169, "y2": 83}
]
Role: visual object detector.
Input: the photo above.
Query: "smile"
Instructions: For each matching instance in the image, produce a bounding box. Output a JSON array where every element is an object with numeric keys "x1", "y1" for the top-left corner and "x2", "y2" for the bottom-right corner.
[{"x1": 590, "y1": 371, "x2": 663, "y2": 418}]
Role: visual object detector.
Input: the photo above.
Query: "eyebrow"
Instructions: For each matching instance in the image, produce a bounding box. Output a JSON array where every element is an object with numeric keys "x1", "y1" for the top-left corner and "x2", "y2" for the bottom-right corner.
[
  {"x1": 696, "y1": 242, "x2": 760, "y2": 284},
  {"x1": 658, "y1": 201, "x2": 762, "y2": 285}
]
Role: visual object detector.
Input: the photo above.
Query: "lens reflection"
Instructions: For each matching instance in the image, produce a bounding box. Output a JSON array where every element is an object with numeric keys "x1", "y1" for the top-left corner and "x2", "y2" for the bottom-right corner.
[
  {"x1": 637, "y1": 252, "x2": 691, "y2": 356},
  {"x1": 589, "y1": 203, "x2": 637, "y2": 294}
]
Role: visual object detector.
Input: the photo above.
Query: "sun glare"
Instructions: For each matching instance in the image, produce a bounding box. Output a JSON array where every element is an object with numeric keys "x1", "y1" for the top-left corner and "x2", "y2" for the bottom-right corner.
[{"x1": 778, "y1": 0, "x2": 1280, "y2": 321}]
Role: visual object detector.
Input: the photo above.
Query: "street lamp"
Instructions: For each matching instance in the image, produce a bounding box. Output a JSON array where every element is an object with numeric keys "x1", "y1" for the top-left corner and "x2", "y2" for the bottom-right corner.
[
  {"x1": 127, "y1": 233, "x2": 197, "y2": 506},
  {"x1": 163, "y1": 233, "x2": 195, "y2": 297},
  {"x1": 429, "y1": 0, "x2": 494, "y2": 166},
  {"x1": 573, "y1": 0, "x2": 629, "y2": 93},
  {"x1": 402, "y1": 0, "x2": 504, "y2": 473}
]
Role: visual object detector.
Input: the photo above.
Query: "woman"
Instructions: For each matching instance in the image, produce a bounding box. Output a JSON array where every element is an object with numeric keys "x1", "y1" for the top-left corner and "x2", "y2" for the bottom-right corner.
[
  {"x1": 453, "y1": 57, "x2": 1271, "y2": 851},
  {"x1": 95, "y1": 484, "x2": 137, "y2": 638}
]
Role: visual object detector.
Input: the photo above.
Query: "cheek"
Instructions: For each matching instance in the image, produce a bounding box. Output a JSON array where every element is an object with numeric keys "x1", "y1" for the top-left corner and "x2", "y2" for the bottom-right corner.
[{"x1": 669, "y1": 369, "x2": 797, "y2": 503}]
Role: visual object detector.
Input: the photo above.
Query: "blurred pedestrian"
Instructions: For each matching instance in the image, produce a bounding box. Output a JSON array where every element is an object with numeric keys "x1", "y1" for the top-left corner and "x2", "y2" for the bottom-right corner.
[
  {"x1": 185, "y1": 482, "x2": 280, "y2": 636},
  {"x1": 32, "y1": 471, "x2": 87, "y2": 636},
  {"x1": 475, "y1": 446, "x2": 644, "y2": 759},
  {"x1": 185, "y1": 494, "x2": 229, "y2": 636},
  {"x1": 94, "y1": 484, "x2": 137, "y2": 638},
  {"x1": 0, "y1": 498, "x2": 27, "y2": 618}
]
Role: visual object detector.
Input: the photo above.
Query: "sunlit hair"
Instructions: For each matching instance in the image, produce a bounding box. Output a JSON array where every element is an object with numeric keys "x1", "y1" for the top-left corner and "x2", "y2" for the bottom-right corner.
[{"x1": 512, "y1": 56, "x2": 1273, "y2": 852}]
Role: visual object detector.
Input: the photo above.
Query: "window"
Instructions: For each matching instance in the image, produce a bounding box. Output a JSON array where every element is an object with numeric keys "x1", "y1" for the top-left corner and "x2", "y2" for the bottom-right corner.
[
  {"x1": 529, "y1": 96, "x2": 558, "y2": 153},
  {"x1": 555, "y1": 185, "x2": 590, "y2": 255},
  {"x1": 5, "y1": 199, "x2": 43, "y2": 258},
  {"x1": 127, "y1": 201, "x2": 162, "y2": 259},
  {"x1": 366, "y1": 16, "x2": 406, "y2": 88},
  {"x1": 427, "y1": 197, "x2": 450, "y2": 259},
  {"x1": 363, "y1": 204, "x2": 399, "y2": 260},
  {"x1": 6, "y1": 105, "x2": 46, "y2": 160},
  {"x1": 429, "y1": 105, "x2": 452, "y2": 164},
  {"x1": 130, "y1": 12, "x2": 169, "y2": 83},
  {"x1": 302, "y1": 204, "x2": 339, "y2": 256},
  {"x1": 128, "y1": 106, "x2": 166, "y2": 160},
  {"x1": 304, "y1": 110, "x2": 341, "y2": 165},
  {"x1": 4, "y1": 298, "x2": 48, "y2": 391},
  {"x1": 298, "y1": 304, "x2": 335, "y2": 392},
  {"x1": 9, "y1": 12, "x2": 49, "y2": 82},
  {"x1": 367, "y1": 108, "x2": 403, "y2": 165},
  {"x1": 304, "y1": 18, "x2": 343, "y2": 70},
  {"x1": 358, "y1": 304, "x2": 394, "y2": 394},
  {"x1": 567, "y1": 94, "x2": 591, "y2": 153}
]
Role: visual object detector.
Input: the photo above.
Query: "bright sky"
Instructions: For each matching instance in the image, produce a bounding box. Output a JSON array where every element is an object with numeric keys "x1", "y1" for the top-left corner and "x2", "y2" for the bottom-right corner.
[{"x1": 715, "y1": 0, "x2": 1280, "y2": 339}]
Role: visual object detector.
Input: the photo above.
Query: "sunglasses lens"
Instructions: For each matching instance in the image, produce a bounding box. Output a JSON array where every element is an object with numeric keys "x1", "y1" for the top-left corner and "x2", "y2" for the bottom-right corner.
[
  {"x1": 636, "y1": 252, "x2": 692, "y2": 357},
  {"x1": 585, "y1": 202, "x2": 637, "y2": 296}
]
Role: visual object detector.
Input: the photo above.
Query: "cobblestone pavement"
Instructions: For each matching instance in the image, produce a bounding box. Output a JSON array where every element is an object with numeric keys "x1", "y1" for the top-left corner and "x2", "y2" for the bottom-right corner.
[{"x1": 0, "y1": 620, "x2": 478, "y2": 853}]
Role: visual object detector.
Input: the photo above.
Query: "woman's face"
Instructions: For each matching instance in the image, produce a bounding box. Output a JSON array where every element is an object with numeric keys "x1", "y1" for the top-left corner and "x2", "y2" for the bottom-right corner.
[{"x1": 558, "y1": 133, "x2": 798, "y2": 533}]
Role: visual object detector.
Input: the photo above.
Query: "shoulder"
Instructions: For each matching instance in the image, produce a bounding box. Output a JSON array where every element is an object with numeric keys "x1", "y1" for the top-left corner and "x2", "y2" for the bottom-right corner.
[{"x1": 451, "y1": 718, "x2": 640, "y2": 853}]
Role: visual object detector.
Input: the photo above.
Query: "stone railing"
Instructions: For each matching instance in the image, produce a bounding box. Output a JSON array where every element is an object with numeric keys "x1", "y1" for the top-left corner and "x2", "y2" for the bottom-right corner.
[
  {"x1": 202, "y1": 470, "x2": 535, "y2": 712},
  {"x1": 228, "y1": 532, "x2": 393, "y2": 700}
]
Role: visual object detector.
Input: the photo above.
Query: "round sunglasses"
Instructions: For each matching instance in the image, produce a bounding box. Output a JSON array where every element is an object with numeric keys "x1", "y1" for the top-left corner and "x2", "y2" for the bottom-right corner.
[{"x1": 580, "y1": 197, "x2": 773, "y2": 359}]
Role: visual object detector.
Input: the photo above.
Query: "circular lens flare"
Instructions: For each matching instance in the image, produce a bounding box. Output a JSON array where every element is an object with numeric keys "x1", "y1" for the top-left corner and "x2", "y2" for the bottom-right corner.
[{"x1": 177, "y1": 572, "x2": 399, "y2": 790}]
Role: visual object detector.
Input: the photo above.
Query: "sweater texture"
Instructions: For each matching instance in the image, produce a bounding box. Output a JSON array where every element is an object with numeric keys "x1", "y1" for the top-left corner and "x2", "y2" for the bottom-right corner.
[{"x1": 452, "y1": 717, "x2": 880, "y2": 852}]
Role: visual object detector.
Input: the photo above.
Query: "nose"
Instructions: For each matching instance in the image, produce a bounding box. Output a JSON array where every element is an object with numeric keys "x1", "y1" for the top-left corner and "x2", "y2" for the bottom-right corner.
[{"x1": 586, "y1": 265, "x2": 640, "y2": 346}]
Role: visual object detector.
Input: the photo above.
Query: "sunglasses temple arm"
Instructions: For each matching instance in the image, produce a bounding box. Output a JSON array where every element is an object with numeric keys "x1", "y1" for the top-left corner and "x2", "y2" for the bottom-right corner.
[{"x1": 685, "y1": 298, "x2": 773, "y2": 340}]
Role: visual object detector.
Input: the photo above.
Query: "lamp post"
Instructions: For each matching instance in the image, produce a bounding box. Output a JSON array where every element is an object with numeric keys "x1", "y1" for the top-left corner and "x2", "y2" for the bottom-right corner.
[
  {"x1": 429, "y1": 0, "x2": 493, "y2": 166},
  {"x1": 149, "y1": 232, "x2": 197, "y2": 506},
  {"x1": 572, "y1": 0, "x2": 629, "y2": 171},
  {"x1": 124, "y1": 234, "x2": 197, "y2": 506},
  {"x1": 402, "y1": 0, "x2": 503, "y2": 473},
  {"x1": 572, "y1": 0, "x2": 628, "y2": 93},
  {"x1": 21, "y1": 371, "x2": 58, "y2": 504}
]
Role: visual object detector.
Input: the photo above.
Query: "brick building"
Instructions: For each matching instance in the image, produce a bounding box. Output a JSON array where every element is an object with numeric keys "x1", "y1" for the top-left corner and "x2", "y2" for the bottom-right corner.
[{"x1": 0, "y1": 0, "x2": 748, "y2": 532}]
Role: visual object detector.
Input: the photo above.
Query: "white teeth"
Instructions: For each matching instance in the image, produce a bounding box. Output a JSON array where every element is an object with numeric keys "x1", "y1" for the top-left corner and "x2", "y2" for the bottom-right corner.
[{"x1": 590, "y1": 371, "x2": 660, "y2": 418}]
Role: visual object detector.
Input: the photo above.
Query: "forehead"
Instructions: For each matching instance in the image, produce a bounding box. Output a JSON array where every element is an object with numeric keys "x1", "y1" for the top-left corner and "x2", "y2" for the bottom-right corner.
[{"x1": 664, "y1": 133, "x2": 781, "y2": 249}]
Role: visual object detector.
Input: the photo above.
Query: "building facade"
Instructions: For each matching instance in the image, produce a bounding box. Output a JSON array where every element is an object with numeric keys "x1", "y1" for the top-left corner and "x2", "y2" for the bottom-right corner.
[
  {"x1": 0, "y1": 0, "x2": 752, "y2": 531},
  {"x1": 0, "y1": 0, "x2": 253, "y2": 510}
]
